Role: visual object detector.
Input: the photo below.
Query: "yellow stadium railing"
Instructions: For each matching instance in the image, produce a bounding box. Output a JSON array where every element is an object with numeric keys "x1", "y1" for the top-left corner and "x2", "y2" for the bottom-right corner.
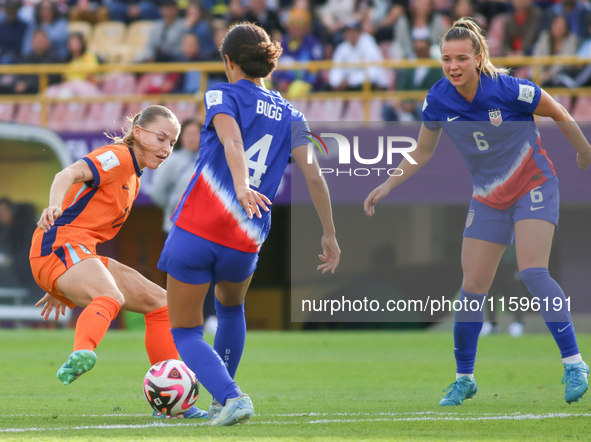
[{"x1": 0, "y1": 55, "x2": 590, "y2": 125}]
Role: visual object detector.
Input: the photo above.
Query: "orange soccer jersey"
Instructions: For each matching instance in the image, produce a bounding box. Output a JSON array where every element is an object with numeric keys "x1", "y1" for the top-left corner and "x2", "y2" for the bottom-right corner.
[{"x1": 30, "y1": 144, "x2": 142, "y2": 305}]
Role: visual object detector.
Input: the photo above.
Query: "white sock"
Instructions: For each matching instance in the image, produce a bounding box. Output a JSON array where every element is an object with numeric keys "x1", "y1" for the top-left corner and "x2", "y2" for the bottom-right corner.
[
  {"x1": 456, "y1": 373, "x2": 474, "y2": 380},
  {"x1": 562, "y1": 354, "x2": 583, "y2": 364}
]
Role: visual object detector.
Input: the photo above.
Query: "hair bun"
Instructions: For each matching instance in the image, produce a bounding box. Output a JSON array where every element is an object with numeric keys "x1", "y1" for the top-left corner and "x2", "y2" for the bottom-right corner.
[{"x1": 221, "y1": 22, "x2": 283, "y2": 79}]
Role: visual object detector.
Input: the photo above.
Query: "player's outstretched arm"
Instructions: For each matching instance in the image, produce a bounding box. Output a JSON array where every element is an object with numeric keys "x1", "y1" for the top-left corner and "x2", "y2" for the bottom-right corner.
[
  {"x1": 38, "y1": 161, "x2": 94, "y2": 232},
  {"x1": 212, "y1": 113, "x2": 271, "y2": 219},
  {"x1": 292, "y1": 145, "x2": 340, "y2": 273},
  {"x1": 534, "y1": 89, "x2": 591, "y2": 170},
  {"x1": 364, "y1": 124, "x2": 441, "y2": 217}
]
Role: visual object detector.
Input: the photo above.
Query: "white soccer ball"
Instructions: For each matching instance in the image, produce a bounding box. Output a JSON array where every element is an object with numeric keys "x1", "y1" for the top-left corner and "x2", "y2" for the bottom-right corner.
[{"x1": 143, "y1": 359, "x2": 199, "y2": 417}]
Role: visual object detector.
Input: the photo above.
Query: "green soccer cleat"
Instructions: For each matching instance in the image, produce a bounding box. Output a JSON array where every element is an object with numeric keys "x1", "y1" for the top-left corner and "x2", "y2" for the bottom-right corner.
[
  {"x1": 56, "y1": 350, "x2": 97, "y2": 386},
  {"x1": 562, "y1": 361, "x2": 590, "y2": 404},
  {"x1": 207, "y1": 394, "x2": 254, "y2": 426},
  {"x1": 439, "y1": 376, "x2": 478, "y2": 406}
]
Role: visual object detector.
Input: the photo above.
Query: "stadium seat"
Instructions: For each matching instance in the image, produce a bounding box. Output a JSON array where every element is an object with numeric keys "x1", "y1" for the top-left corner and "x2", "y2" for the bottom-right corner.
[
  {"x1": 48, "y1": 103, "x2": 89, "y2": 132},
  {"x1": 512, "y1": 67, "x2": 530, "y2": 80},
  {"x1": 15, "y1": 103, "x2": 42, "y2": 126},
  {"x1": 68, "y1": 21, "x2": 93, "y2": 43},
  {"x1": 325, "y1": 99, "x2": 344, "y2": 122},
  {"x1": 101, "y1": 72, "x2": 137, "y2": 95},
  {"x1": 370, "y1": 99, "x2": 383, "y2": 122},
  {"x1": 306, "y1": 99, "x2": 344, "y2": 121},
  {"x1": 84, "y1": 102, "x2": 125, "y2": 132},
  {"x1": 124, "y1": 102, "x2": 155, "y2": 120},
  {"x1": 118, "y1": 21, "x2": 154, "y2": 63},
  {"x1": 304, "y1": 100, "x2": 324, "y2": 121},
  {"x1": 342, "y1": 100, "x2": 364, "y2": 121},
  {"x1": 0, "y1": 102, "x2": 15, "y2": 122},
  {"x1": 165, "y1": 101, "x2": 198, "y2": 124},
  {"x1": 553, "y1": 95, "x2": 572, "y2": 114},
  {"x1": 89, "y1": 21, "x2": 127, "y2": 62},
  {"x1": 290, "y1": 100, "x2": 308, "y2": 114},
  {"x1": 571, "y1": 97, "x2": 591, "y2": 121}
]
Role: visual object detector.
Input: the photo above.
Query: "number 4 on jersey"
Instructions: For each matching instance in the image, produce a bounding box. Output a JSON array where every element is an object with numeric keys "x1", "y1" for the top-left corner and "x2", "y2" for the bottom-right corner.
[{"x1": 245, "y1": 134, "x2": 273, "y2": 188}]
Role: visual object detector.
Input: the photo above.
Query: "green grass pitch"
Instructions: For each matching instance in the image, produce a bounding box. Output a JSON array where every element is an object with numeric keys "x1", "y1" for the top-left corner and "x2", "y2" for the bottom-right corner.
[{"x1": 0, "y1": 329, "x2": 590, "y2": 441}]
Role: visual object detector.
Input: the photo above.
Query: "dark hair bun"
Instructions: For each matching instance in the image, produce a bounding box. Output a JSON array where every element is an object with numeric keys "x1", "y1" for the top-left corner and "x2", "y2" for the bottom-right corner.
[{"x1": 221, "y1": 23, "x2": 283, "y2": 78}]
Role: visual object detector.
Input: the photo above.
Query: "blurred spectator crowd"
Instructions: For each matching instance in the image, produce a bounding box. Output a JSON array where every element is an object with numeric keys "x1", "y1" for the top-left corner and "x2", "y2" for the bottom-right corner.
[{"x1": 0, "y1": 0, "x2": 591, "y2": 125}]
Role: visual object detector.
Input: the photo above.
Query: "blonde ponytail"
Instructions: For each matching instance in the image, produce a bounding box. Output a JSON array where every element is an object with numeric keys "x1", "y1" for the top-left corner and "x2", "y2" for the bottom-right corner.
[
  {"x1": 106, "y1": 105, "x2": 180, "y2": 146},
  {"x1": 441, "y1": 17, "x2": 510, "y2": 79}
]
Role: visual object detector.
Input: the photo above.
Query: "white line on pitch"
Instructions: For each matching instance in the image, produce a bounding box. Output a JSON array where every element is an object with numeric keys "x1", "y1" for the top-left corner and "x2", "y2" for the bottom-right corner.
[
  {"x1": 0, "y1": 411, "x2": 549, "y2": 418},
  {"x1": 253, "y1": 413, "x2": 591, "y2": 425},
  {"x1": 1, "y1": 412, "x2": 591, "y2": 432},
  {"x1": 0, "y1": 422, "x2": 205, "y2": 433}
]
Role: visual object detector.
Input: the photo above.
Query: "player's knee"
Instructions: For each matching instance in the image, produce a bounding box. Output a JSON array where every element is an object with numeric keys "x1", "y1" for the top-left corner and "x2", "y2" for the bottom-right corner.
[
  {"x1": 214, "y1": 293, "x2": 244, "y2": 308},
  {"x1": 461, "y1": 277, "x2": 490, "y2": 295},
  {"x1": 131, "y1": 286, "x2": 166, "y2": 314},
  {"x1": 143, "y1": 286, "x2": 167, "y2": 311},
  {"x1": 113, "y1": 292, "x2": 126, "y2": 307},
  {"x1": 102, "y1": 291, "x2": 125, "y2": 308},
  {"x1": 519, "y1": 267, "x2": 549, "y2": 290}
]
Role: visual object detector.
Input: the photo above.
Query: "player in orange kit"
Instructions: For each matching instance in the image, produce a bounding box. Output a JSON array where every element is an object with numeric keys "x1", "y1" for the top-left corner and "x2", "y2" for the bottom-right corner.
[{"x1": 29, "y1": 105, "x2": 207, "y2": 419}]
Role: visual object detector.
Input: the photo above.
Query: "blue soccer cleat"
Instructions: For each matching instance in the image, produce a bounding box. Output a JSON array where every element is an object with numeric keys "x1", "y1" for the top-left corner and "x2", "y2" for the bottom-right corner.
[
  {"x1": 152, "y1": 406, "x2": 209, "y2": 419},
  {"x1": 56, "y1": 350, "x2": 97, "y2": 386},
  {"x1": 562, "y1": 361, "x2": 590, "y2": 404},
  {"x1": 439, "y1": 376, "x2": 478, "y2": 406},
  {"x1": 207, "y1": 394, "x2": 254, "y2": 426}
]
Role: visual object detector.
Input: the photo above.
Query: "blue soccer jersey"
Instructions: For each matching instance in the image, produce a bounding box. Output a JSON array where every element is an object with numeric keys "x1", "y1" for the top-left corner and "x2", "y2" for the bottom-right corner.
[
  {"x1": 172, "y1": 79, "x2": 309, "y2": 253},
  {"x1": 422, "y1": 74, "x2": 556, "y2": 209}
]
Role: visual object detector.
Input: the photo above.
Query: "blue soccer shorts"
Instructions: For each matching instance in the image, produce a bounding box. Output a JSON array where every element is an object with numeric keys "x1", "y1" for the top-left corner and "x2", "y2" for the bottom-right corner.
[
  {"x1": 463, "y1": 176, "x2": 559, "y2": 245},
  {"x1": 158, "y1": 224, "x2": 259, "y2": 285}
]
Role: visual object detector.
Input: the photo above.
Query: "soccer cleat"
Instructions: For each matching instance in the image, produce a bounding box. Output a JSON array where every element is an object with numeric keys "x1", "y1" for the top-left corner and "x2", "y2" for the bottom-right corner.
[
  {"x1": 56, "y1": 350, "x2": 97, "y2": 386},
  {"x1": 562, "y1": 361, "x2": 590, "y2": 404},
  {"x1": 207, "y1": 394, "x2": 254, "y2": 426},
  {"x1": 152, "y1": 406, "x2": 209, "y2": 419},
  {"x1": 439, "y1": 376, "x2": 477, "y2": 406},
  {"x1": 209, "y1": 400, "x2": 223, "y2": 420}
]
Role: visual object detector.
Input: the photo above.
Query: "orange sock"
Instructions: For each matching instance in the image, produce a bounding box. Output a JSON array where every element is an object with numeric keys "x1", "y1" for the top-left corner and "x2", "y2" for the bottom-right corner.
[
  {"x1": 73, "y1": 296, "x2": 121, "y2": 352},
  {"x1": 144, "y1": 305, "x2": 178, "y2": 365}
]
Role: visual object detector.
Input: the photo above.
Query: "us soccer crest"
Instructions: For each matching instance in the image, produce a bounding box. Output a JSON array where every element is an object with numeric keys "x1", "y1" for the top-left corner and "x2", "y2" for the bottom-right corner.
[
  {"x1": 489, "y1": 109, "x2": 502, "y2": 127},
  {"x1": 466, "y1": 211, "x2": 475, "y2": 228}
]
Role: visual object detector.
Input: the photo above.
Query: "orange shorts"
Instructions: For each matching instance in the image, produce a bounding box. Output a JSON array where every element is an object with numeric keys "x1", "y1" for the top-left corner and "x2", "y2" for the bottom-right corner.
[{"x1": 30, "y1": 231, "x2": 109, "y2": 309}]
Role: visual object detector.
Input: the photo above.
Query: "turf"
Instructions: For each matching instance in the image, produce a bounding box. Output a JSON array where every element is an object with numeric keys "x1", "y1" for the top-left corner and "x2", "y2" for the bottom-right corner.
[{"x1": 1, "y1": 330, "x2": 591, "y2": 441}]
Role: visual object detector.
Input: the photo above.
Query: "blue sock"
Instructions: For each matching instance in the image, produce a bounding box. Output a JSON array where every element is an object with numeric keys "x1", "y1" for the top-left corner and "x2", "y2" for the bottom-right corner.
[
  {"x1": 171, "y1": 326, "x2": 241, "y2": 405},
  {"x1": 213, "y1": 299, "x2": 246, "y2": 379},
  {"x1": 520, "y1": 267, "x2": 579, "y2": 358},
  {"x1": 454, "y1": 288, "x2": 486, "y2": 374}
]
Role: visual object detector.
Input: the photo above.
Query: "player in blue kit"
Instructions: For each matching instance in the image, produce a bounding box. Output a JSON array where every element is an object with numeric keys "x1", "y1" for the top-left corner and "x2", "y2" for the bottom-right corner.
[
  {"x1": 158, "y1": 22, "x2": 340, "y2": 426},
  {"x1": 365, "y1": 18, "x2": 591, "y2": 406}
]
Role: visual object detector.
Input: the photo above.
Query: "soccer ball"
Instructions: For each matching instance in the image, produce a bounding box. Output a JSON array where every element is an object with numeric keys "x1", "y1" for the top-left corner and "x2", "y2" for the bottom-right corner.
[{"x1": 143, "y1": 359, "x2": 199, "y2": 417}]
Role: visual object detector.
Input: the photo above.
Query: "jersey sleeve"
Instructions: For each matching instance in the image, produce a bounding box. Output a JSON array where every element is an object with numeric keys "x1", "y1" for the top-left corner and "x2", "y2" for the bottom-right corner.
[
  {"x1": 421, "y1": 92, "x2": 441, "y2": 131},
  {"x1": 79, "y1": 145, "x2": 133, "y2": 188},
  {"x1": 503, "y1": 76, "x2": 541, "y2": 115},
  {"x1": 290, "y1": 109, "x2": 310, "y2": 151},
  {"x1": 203, "y1": 86, "x2": 238, "y2": 128}
]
